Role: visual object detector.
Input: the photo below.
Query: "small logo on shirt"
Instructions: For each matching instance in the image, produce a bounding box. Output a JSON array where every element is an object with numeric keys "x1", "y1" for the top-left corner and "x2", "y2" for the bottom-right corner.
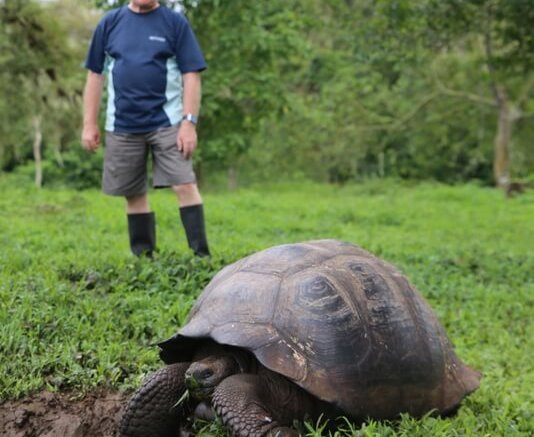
[{"x1": 149, "y1": 36, "x2": 166, "y2": 42}]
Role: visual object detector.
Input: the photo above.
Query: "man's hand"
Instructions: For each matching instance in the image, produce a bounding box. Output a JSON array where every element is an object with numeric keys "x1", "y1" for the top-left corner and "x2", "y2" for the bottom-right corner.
[
  {"x1": 177, "y1": 121, "x2": 197, "y2": 159},
  {"x1": 82, "y1": 124, "x2": 101, "y2": 152}
]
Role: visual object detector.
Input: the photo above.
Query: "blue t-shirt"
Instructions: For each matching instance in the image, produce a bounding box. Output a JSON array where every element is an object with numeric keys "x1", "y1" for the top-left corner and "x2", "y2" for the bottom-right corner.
[{"x1": 85, "y1": 5, "x2": 207, "y2": 133}]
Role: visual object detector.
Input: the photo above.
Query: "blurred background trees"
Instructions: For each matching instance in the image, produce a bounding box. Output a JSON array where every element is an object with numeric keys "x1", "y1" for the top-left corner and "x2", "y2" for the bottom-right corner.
[
  {"x1": 0, "y1": 0, "x2": 532, "y2": 189},
  {"x1": 0, "y1": 0, "x2": 98, "y2": 186}
]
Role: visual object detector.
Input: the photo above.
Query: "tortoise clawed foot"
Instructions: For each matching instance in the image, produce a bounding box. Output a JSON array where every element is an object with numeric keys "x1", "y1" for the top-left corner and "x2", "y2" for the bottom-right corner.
[{"x1": 118, "y1": 363, "x2": 191, "y2": 437}]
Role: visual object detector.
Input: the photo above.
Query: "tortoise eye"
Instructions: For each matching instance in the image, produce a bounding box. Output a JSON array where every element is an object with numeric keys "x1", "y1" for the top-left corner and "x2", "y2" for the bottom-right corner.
[{"x1": 198, "y1": 368, "x2": 214, "y2": 380}]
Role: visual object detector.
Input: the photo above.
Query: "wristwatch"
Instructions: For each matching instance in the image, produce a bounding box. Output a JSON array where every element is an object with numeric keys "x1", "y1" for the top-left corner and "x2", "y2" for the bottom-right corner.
[{"x1": 182, "y1": 113, "x2": 198, "y2": 125}]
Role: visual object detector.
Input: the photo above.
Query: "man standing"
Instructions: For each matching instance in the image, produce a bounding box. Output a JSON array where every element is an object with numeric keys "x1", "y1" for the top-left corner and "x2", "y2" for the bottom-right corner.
[{"x1": 81, "y1": 0, "x2": 210, "y2": 257}]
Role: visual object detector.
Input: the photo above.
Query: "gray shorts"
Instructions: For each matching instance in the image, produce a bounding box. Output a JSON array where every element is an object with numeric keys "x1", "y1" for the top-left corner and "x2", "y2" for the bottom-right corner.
[{"x1": 103, "y1": 125, "x2": 196, "y2": 197}]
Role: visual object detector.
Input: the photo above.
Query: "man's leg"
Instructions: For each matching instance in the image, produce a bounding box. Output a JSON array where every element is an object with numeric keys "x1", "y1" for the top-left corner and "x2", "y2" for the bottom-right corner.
[
  {"x1": 149, "y1": 125, "x2": 210, "y2": 257},
  {"x1": 126, "y1": 193, "x2": 156, "y2": 257},
  {"x1": 172, "y1": 183, "x2": 210, "y2": 257},
  {"x1": 103, "y1": 131, "x2": 152, "y2": 257}
]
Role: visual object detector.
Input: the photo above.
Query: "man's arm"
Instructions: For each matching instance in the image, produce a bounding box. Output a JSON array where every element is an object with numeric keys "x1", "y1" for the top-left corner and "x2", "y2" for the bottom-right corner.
[
  {"x1": 177, "y1": 72, "x2": 202, "y2": 159},
  {"x1": 81, "y1": 71, "x2": 105, "y2": 152}
]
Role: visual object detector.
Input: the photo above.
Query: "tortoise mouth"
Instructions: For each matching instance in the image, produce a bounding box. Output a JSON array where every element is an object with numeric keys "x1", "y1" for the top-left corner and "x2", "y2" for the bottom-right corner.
[
  {"x1": 184, "y1": 374, "x2": 217, "y2": 400},
  {"x1": 189, "y1": 386, "x2": 215, "y2": 401}
]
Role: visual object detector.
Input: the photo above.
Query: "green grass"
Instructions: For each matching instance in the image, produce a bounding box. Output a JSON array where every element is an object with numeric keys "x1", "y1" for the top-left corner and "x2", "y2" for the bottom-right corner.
[{"x1": 0, "y1": 175, "x2": 533, "y2": 436}]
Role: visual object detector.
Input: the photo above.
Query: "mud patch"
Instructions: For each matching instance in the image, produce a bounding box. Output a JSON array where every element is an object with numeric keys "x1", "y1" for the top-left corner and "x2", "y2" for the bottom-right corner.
[{"x1": 0, "y1": 390, "x2": 129, "y2": 437}]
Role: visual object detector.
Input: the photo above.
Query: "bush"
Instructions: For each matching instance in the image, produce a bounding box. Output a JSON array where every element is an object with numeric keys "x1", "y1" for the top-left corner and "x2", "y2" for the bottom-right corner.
[
  {"x1": 13, "y1": 145, "x2": 103, "y2": 189},
  {"x1": 46, "y1": 146, "x2": 103, "y2": 189}
]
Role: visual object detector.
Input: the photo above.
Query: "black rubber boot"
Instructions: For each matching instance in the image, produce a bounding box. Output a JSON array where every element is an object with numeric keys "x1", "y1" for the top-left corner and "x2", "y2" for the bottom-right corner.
[
  {"x1": 127, "y1": 212, "x2": 156, "y2": 257},
  {"x1": 180, "y1": 204, "x2": 210, "y2": 257}
]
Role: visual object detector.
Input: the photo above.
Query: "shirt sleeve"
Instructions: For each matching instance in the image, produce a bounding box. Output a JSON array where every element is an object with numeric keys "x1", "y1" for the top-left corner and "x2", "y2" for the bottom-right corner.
[
  {"x1": 174, "y1": 15, "x2": 207, "y2": 73},
  {"x1": 84, "y1": 18, "x2": 107, "y2": 74}
]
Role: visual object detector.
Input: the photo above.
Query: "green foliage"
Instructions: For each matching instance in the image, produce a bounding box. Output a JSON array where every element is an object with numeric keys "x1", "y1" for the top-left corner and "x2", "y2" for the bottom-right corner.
[
  {"x1": 1, "y1": 0, "x2": 533, "y2": 186},
  {"x1": 188, "y1": 0, "x2": 313, "y2": 167},
  {"x1": 425, "y1": 0, "x2": 534, "y2": 73},
  {"x1": 0, "y1": 0, "x2": 96, "y2": 171},
  {"x1": 13, "y1": 145, "x2": 103, "y2": 189},
  {"x1": 42, "y1": 146, "x2": 104, "y2": 190},
  {"x1": 0, "y1": 176, "x2": 532, "y2": 436},
  {"x1": 242, "y1": 0, "x2": 534, "y2": 185}
]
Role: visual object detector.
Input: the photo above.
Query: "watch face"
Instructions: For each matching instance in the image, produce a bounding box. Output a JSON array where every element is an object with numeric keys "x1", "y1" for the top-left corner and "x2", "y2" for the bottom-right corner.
[{"x1": 183, "y1": 114, "x2": 198, "y2": 124}]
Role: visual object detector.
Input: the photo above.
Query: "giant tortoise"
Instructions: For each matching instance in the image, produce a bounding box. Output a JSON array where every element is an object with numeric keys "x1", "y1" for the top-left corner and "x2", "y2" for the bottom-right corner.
[{"x1": 118, "y1": 240, "x2": 480, "y2": 437}]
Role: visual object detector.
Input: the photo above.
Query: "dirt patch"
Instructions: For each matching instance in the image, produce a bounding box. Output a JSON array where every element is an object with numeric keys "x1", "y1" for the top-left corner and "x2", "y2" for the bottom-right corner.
[{"x1": 0, "y1": 390, "x2": 129, "y2": 437}]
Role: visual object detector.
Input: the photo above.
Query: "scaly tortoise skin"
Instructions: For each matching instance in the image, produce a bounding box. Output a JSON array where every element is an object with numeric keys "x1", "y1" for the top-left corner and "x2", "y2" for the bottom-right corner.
[{"x1": 118, "y1": 240, "x2": 481, "y2": 437}]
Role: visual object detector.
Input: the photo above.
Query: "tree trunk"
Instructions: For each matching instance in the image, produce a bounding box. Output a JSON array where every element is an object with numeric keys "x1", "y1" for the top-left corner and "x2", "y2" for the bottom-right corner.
[
  {"x1": 228, "y1": 166, "x2": 238, "y2": 190},
  {"x1": 492, "y1": 85, "x2": 511, "y2": 188},
  {"x1": 32, "y1": 115, "x2": 43, "y2": 188},
  {"x1": 53, "y1": 132, "x2": 64, "y2": 167},
  {"x1": 483, "y1": 9, "x2": 513, "y2": 190}
]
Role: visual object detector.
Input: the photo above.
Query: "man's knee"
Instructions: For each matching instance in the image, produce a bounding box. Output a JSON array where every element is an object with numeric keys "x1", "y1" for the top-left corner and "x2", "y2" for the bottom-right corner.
[
  {"x1": 172, "y1": 183, "x2": 195, "y2": 196},
  {"x1": 126, "y1": 193, "x2": 149, "y2": 213},
  {"x1": 172, "y1": 183, "x2": 201, "y2": 205}
]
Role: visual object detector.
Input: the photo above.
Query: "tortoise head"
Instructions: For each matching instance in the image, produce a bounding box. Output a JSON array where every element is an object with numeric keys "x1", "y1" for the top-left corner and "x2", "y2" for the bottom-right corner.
[{"x1": 184, "y1": 343, "x2": 252, "y2": 401}]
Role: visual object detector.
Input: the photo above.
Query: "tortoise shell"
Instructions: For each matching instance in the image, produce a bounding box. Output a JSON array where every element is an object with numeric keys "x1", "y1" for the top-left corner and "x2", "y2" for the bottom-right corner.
[{"x1": 160, "y1": 240, "x2": 480, "y2": 419}]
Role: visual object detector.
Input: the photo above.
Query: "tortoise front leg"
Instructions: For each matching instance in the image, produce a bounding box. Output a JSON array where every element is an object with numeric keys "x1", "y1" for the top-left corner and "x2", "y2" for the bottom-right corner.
[
  {"x1": 211, "y1": 373, "x2": 301, "y2": 437},
  {"x1": 118, "y1": 362, "x2": 191, "y2": 437}
]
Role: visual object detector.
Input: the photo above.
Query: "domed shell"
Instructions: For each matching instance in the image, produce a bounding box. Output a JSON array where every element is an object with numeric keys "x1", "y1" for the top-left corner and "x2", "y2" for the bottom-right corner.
[{"x1": 160, "y1": 240, "x2": 480, "y2": 419}]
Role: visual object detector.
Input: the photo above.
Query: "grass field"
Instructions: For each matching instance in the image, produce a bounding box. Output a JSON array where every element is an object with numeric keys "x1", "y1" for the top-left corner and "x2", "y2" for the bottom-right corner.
[{"x1": 0, "y1": 175, "x2": 532, "y2": 436}]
